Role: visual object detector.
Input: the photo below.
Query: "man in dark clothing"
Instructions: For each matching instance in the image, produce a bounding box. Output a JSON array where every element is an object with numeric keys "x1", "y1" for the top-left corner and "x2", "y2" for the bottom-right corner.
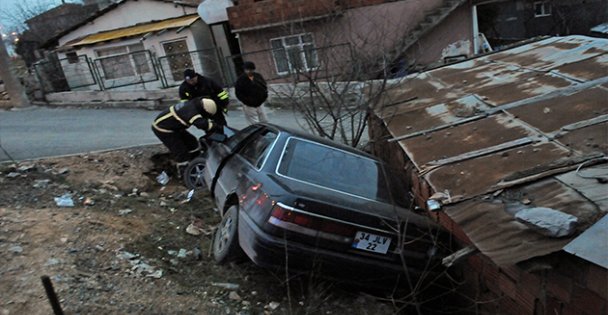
[
  {"x1": 179, "y1": 69, "x2": 230, "y2": 114},
  {"x1": 152, "y1": 97, "x2": 225, "y2": 175},
  {"x1": 234, "y1": 61, "x2": 269, "y2": 124}
]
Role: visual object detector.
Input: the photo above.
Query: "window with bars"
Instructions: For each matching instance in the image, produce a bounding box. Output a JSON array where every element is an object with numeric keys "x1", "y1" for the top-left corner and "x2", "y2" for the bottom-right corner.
[
  {"x1": 95, "y1": 43, "x2": 151, "y2": 80},
  {"x1": 534, "y1": 1, "x2": 552, "y2": 17},
  {"x1": 270, "y1": 33, "x2": 319, "y2": 75}
]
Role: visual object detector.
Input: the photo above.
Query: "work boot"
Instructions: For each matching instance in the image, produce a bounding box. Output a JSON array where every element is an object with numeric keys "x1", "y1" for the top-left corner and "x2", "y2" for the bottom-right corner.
[{"x1": 176, "y1": 161, "x2": 189, "y2": 179}]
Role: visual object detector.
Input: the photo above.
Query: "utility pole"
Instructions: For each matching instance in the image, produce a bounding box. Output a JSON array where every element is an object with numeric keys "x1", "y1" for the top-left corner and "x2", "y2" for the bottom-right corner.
[{"x1": 0, "y1": 37, "x2": 29, "y2": 108}]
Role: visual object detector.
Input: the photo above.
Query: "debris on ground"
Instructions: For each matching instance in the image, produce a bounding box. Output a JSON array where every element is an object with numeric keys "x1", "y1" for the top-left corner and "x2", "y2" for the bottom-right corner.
[
  {"x1": 54, "y1": 193, "x2": 74, "y2": 207},
  {"x1": 0, "y1": 145, "x2": 402, "y2": 315},
  {"x1": 156, "y1": 171, "x2": 169, "y2": 185}
]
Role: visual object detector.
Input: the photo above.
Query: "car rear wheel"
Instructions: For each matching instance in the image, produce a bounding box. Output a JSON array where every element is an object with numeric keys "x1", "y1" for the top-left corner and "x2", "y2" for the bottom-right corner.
[
  {"x1": 213, "y1": 205, "x2": 244, "y2": 264},
  {"x1": 183, "y1": 157, "x2": 207, "y2": 189}
]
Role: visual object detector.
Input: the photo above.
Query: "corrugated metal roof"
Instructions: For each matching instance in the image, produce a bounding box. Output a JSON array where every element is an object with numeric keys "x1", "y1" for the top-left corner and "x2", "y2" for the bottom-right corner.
[
  {"x1": 564, "y1": 214, "x2": 608, "y2": 269},
  {"x1": 65, "y1": 14, "x2": 200, "y2": 47},
  {"x1": 374, "y1": 36, "x2": 608, "y2": 267}
]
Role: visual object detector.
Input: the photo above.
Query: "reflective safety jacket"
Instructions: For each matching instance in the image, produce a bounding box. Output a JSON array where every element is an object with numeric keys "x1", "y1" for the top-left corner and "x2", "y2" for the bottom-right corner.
[
  {"x1": 152, "y1": 97, "x2": 224, "y2": 133},
  {"x1": 178, "y1": 74, "x2": 229, "y2": 110}
]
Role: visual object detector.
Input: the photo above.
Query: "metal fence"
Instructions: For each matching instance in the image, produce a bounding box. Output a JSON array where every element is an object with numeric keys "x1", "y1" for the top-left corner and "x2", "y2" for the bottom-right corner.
[
  {"x1": 224, "y1": 43, "x2": 353, "y2": 85},
  {"x1": 33, "y1": 43, "x2": 354, "y2": 93},
  {"x1": 93, "y1": 50, "x2": 159, "y2": 90},
  {"x1": 34, "y1": 48, "x2": 223, "y2": 93}
]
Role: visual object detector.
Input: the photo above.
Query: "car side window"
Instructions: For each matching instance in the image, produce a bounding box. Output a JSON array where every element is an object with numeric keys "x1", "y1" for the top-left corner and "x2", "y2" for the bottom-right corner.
[
  {"x1": 239, "y1": 130, "x2": 278, "y2": 169},
  {"x1": 225, "y1": 125, "x2": 260, "y2": 151}
]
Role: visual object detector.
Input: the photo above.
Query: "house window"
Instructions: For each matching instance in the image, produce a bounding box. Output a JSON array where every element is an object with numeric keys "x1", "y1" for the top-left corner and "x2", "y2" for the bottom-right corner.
[
  {"x1": 65, "y1": 51, "x2": 79, "y2": 64},
  {"x1": 95, "y1": 43, "x2": 151, "y2": 80},
  {"x1": 534, "y1": 1, "x2": 552, "y2": 17},
  {"x1": 162, "y1": 39, "x2": 193, "y2": 81},
  {"x1": 270, "y1": 33, "x2": 319, "y2": 75}
]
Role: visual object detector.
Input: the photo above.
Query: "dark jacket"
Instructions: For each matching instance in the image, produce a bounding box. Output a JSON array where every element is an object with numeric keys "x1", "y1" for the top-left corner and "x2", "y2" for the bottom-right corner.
[
  {"x1": 235, "y1": 72, "x2": 268, "y2": 108},
  {"x1": 179, "y1": 74, "x2": 229, "y2": 109},
  {"x1": 153, "y1": 97, "x2": 226, "y2": 133}
]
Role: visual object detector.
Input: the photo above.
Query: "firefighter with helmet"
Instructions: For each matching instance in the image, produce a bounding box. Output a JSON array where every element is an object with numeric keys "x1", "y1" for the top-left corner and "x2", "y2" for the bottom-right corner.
[{"x1": 152, "y1": 97, "x2": 225, "y2": 176}]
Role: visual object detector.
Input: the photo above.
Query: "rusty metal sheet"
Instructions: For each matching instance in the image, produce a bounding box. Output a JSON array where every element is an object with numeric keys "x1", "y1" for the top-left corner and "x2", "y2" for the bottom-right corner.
[
  {"x1": 564, "y1": 214, "x2": 608, "y2": 269},
  {"x1": 553, "y1": 54, "x2": 608, "y2": 82},
  {"x1": 425, "y1": 142, "x2": 573, "y2": 200},
  {"x1": 444, "y1": 178, "x2": 602, "y2": 266},
  {"x1": 400, "y1": 114, "x2": 534, "y2": 168},
  {"x1": 67, "y1": 14, "x2": 200, "y2": 47},
  {"x1": 490, "y1": 36, "x2": 608, "y2": 71},
  {"x1": 557, "y1": 122, "x2": 608, "y2": 156},
  {"x1": 382, "y1": 94, "x2": 490, "y2": 139},
  {"x1": 473, "y1": 71, "x2": 573, "y2": 107},
  {"x1": 507, "y1": 87, "x2": 608, "y2": 133},
  {"x1": 556, "y1": 164, "x2": 608, "y2": 212}
]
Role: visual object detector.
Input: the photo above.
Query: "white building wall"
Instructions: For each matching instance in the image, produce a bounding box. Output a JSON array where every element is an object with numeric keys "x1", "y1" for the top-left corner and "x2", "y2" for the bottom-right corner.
[{"x1": 58, "y1": 28, "x2": 200, "y2": 91}]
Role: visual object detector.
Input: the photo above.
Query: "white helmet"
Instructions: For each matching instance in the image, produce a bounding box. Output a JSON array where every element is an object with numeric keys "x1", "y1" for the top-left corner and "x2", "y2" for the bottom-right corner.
[{"x1": 201, "y1": 98, "x2": 217, "y2": 115}]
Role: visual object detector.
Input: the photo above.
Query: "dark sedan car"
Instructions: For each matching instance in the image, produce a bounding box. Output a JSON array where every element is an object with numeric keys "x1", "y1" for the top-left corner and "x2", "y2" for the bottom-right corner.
[{"x1": 189, "y1": 124, "x2": 443, "y2": 278}]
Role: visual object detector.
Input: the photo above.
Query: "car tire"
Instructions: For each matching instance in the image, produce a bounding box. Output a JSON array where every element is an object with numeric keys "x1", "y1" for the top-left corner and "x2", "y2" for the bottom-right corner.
[
  {"x1": 183, "y1": 157, "x2": 207, "y2": 189},
  {"x1": 213, "y1": 205, "x2": 244, "y2": 264}
]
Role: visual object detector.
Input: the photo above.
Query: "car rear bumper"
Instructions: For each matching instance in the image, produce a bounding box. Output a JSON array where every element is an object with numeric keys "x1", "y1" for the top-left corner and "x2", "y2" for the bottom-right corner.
[{"x1": 238, "y1": 211, "x2": 421, "y2": 279}]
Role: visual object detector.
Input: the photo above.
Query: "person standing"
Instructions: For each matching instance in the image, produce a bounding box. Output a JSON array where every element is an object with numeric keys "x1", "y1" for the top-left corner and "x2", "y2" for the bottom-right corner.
[
  {"x1": 179, "y1": 69, "x2": 229, "y2": 123},
  {"x1": 234, "y1": 61, "x2": 269, "y2": 124}
]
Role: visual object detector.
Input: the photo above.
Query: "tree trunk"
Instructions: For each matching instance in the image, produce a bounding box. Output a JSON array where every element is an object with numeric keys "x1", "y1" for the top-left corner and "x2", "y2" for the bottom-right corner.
[{"x1": 0, "y1": 39, "x2": 28, "y2": 108}]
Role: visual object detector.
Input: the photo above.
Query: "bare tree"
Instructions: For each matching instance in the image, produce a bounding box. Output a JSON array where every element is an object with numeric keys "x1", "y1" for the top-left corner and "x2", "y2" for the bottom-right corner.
[{"x1": 255, "y1": 2, "x2": 428, "y2": 149}]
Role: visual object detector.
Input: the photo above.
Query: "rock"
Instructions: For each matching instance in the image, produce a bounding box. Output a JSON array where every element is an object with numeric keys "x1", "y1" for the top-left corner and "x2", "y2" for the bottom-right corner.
[
  {"x1": 160, "y1": 201, "x2": 168, "y2": 207},
  {"x1": 211, "y1": 282, "x2": 240, "y2": 290},
  {"x1": 117, "y1": 251, "x2": 139, "y2": 260},
  {"x1": 267, "y1": 302, "x2": 280, "y2": 310},
  {"x1": 521, "y1": 198, "x2": 532, "y2": 205},
  {"x1": 83, "y1": 197, "x2": 95, "y2": 206},
  {"x1": 33, "y1": 179, "x2": 51, "y2": 188},
  {"x1": 193, "y1": 246, "x2": 202, "y2": 260},
  {"x1": 147, "y1": 269, "x2": 163, "y2": 279},
  {"x1": 9, "y1": 245, "x2": 23, "y2": 254},
  {"x1": 170, "y1": 259, "x2": 179, "y2": 266},
  {"x1": 54, "y1": 167, "x2": 70, "y2": 175},
  {"x1": 17, "y1": 164, "x2": 35, "y2": 172},
  {"x1": 45, "y1": 258, "x2": 61, "y2": 266},
  {"x1": 177, "y1": 248, "x2": 187, "y2": 259},
  {"x1": 167, "y1": 250, "x2": 177, "y2": 256},
  {"x1": 6, "y1": 172, "x2": 20, "y2": 178},
  {"x1": 228, "y1": 291, "x2": 242, "y2": 301},
  {"x1": 515, "y1": 207, "x2": 578, "y2": 237},
  {"x1": 140, "y1": 192, "x2": 150, "y2": 197},
  {"x1": 186, "y1": 223, "x2": 204, "y2": 236},
  {"x1": 118, "y1": 209, "x2": 133, "y2": 216}
]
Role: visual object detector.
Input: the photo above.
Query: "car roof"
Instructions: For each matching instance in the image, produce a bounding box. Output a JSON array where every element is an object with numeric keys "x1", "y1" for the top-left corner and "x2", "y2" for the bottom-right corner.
[{"x1": 257, "y1": 123, "x2": 380, "y2": 161}]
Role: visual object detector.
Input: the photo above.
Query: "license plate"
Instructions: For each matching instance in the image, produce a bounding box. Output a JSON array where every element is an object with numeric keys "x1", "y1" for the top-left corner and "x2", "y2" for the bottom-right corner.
[{"x1": 352, "y1": 231, "x2": 391, "y2": 254}]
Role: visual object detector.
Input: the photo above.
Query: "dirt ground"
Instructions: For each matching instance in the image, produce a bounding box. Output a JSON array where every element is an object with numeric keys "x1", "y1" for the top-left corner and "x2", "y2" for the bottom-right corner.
[{"x1": 0, "y1": 145, "x2": 411, "y2": 315}]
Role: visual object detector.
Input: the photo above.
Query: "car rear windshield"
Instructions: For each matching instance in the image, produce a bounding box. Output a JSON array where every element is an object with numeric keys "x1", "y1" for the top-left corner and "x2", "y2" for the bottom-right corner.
[{"x1": 277, "y1": 138, "x2": 392, "y2": 203}]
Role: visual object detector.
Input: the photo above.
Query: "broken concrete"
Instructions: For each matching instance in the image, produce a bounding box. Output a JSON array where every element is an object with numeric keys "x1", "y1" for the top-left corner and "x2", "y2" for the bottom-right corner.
[{"x1": 515, "y1": 207, "x2": 578, "y2": 237}]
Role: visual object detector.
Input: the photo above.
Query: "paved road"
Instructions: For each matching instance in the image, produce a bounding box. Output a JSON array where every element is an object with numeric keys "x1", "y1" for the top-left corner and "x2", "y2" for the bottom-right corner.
[{"x1": 0, "y1": 106, "x2": 305, "y2": 162}]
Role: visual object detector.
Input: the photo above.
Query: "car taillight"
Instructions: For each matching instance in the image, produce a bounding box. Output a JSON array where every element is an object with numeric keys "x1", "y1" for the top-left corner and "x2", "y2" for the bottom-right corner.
[{"x1": 268, "y1": 203, "x2": 355, "y2": 242}]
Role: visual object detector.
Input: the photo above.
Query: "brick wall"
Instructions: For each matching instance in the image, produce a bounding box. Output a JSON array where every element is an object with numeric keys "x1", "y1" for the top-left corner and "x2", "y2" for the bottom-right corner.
[
  {"x1": 228, "y1": 0, "x2": 396, "y2": 30},
  {"x1": 368, "y1": 115, "x2": 608, "y2": 315}
]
